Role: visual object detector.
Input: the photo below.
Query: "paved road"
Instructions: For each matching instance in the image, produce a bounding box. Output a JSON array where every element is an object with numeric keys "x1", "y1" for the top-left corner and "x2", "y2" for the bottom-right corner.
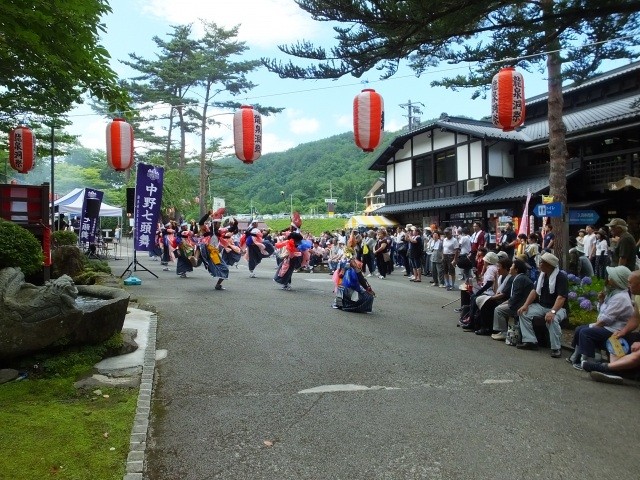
[{"x1": 109, "y1": 245, "x2": 640, "y2": 479}]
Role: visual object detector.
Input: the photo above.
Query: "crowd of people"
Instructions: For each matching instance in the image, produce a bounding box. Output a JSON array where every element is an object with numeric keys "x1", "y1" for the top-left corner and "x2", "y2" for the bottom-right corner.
[{"x1": 147, "y1": 212, "x2": 640, "y2": 383}]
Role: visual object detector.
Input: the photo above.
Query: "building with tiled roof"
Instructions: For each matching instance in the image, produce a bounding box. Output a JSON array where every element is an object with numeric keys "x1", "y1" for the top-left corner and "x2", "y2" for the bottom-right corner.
[{"x1": 370, "y1": 61, "x2": 640, "y2": 242}]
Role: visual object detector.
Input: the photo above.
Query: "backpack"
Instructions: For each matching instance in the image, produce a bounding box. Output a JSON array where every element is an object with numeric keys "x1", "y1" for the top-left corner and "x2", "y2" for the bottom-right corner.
[{"x1": 505, "y1": 323, "x2": 522, "y2": 346}]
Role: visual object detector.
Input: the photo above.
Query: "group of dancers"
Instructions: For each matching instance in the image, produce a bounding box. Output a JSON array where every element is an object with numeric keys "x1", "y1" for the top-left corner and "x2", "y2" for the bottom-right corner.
[{"x1": 147, "y1": 210, "x2": 375, "y2": 312}]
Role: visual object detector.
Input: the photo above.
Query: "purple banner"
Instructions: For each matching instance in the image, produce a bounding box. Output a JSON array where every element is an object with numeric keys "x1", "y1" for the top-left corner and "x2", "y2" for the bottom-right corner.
[
  {"x1": 134, "y1": 163, "x2": 164, "y2": 251},
  {"x1": 80, "y1": 188, "x2": 104, "y2": 244}
]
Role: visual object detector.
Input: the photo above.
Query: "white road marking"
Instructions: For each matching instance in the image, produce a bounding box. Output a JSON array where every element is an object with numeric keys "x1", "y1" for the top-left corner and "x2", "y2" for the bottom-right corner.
[{"x1": 298, "y1": 384, "x2": 400, "y2": 394}]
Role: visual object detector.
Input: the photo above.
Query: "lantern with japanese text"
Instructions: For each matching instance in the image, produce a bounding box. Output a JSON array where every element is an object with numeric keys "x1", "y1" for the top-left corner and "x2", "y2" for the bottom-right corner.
[
  {"x1": 233, "y1": 105, "x2": 262, "y2": 164},
  {"x1": 491, "y1": 66, "x2": 525, "y2": 131},
  {"x1": 106, "y1": 118, "x2": 134, "y2": 171},
  {"x1": 9, "y1": 126, "x2": 36, "y2": 174},
  {"x1": 353, "y1": 88, "x2": 384, "y2": 152}
]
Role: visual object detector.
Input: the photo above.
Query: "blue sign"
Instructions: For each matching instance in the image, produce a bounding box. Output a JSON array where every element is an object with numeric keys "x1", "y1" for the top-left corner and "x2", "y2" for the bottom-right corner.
[
  {"x1": 569, "y1": 209, "x2": 599, "y2": 225},
  {"x1": 533, "y1": 202, "x2": 563, "y2": 218}
]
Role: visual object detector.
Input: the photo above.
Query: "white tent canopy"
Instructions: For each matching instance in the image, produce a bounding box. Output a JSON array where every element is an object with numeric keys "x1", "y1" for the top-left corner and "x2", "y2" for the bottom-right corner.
[
  {"x1": 345, "y1": 215, "x2": 398, "y2": 229},
  {"x1": 53, "y1": 188, "x2": 122, "y2": 217}
]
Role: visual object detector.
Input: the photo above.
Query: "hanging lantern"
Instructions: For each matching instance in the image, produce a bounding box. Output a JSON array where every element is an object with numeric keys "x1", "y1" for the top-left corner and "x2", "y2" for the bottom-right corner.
[
  {"x1": 353, "y1": 88, "x2": 384, "y2": 152},
  {"x1": 9, "y1": 126, "x2": 36, "y2": 174},
  {"x1": 106, "y1": 118, "x2": 134, "y2": 171},
  {"x1": 233, "y1": 105, "x2": 262, "y2": 164},
  {"x1": 491, "y1": 66, "x2": 525, "y2": 131}
]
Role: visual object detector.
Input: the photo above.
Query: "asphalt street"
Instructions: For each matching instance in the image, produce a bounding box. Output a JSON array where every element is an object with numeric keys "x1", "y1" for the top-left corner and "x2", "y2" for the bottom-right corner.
[{"x1": 109, "y1": 242, "x2": 640, "y2": 480}]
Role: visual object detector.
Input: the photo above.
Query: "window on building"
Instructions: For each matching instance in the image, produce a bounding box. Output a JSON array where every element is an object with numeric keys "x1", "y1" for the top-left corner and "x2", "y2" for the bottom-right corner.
[
  {"x1": 435, "y1": 149, "x2": 456, "y2": 183},
  {"x1": 413, "y1": 155, "x2": 433, "y2": 187},
  {"x1": 413, "y1": 150, "x2": 456, "y2": 187}
]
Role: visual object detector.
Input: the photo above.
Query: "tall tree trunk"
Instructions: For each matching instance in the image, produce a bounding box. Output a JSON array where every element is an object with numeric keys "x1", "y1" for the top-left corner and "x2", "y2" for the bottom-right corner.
[
  {"x1": 199, "y1": 84, "x2": 211, "y2": 217},
  {"x1": 177, "y1": 105, "x2": 186, "y2": 170},
  {"x1": 544, "y1": 0, "x2": 569, "y2": 267},
  {"x1": 164, "y1": 109, "x2": 175, "y2": 170}
]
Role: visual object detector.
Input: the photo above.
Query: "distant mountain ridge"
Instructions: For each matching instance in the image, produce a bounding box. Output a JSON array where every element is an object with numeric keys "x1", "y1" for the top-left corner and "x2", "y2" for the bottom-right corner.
[{"x1": 216, "y1": 128, "x2": 406, "y2": 215}]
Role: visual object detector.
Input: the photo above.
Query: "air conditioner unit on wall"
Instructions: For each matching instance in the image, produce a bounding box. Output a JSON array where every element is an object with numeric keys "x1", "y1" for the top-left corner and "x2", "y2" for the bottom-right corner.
[{"x1": 467, "y1": 178, "x2": 485, "y2": 193}]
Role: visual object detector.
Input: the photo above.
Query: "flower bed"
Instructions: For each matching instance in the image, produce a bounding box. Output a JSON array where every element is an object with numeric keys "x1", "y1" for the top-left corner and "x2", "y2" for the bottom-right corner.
[{"x1": 566, "y1": 273, "x2": 605, "y2": 327}]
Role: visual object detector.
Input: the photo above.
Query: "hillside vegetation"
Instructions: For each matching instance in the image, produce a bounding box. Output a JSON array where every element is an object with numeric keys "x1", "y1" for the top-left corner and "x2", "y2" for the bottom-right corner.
[{"x1": 210, "y1": 130, "x2": 402, "y2": 215}]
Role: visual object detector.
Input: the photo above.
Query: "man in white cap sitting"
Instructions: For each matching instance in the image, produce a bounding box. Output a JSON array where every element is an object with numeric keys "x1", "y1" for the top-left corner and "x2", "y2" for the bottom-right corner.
[{"x1": 516, "y1": 252, "x2": 568, "y2": 358}]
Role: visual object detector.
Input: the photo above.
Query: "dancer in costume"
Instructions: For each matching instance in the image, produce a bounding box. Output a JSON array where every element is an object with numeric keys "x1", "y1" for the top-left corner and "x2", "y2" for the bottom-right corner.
[
  {"x1": 332, "y1": 258, "x2": 376, "y2": 313},
  {"x1": 240, "y1": 218, "x2": 274, "y2": 278},
  {"x1": 197, "y1": 209, "x2": 235, "y2": 290},
  {"x1": 273, "y1": 229, "x2": 304, "y2": 290},
  {"x1": 175, "y1": 222, "x2": 196, "y2": 278},
  {"x1": 160, "y1": 221, "x2": 177, "y2": 271}
]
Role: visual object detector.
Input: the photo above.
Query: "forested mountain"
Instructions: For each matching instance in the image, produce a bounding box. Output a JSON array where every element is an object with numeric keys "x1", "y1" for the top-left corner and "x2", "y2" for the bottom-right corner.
[{"x1": 209, "y1": 128, "x2": 402, "y2": 215}]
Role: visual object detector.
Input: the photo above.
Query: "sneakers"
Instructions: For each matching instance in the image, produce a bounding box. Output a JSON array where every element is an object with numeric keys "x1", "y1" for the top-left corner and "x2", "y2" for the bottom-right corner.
[
  {"x1": 377, "y1": 275, "x2": 385, "y2": 279},
  {"x1": 179, "y1": 273, "x2": 187, "y2": 278},
  {"x1": 581, "y1": 361, "x2": 611, "y2": 373},
  {"x1": 214, "y1": 284, "x2": 225, "y2": 290},
  {"x1": 408, "y1": 275, "x2": 415, "y2": 280},
  {"x1": 453, "y1": 307, "x2": 463, "y2": 313},
  {"x1": 331, "y1": 303, "x2": 340, "y2": 309},
  {"x1": 446, "y1": 286, "x2": 453, "y2": 291},
  {"x1": 550, "y1": 349, "x2": 562, "y2": 358},
  {"x1": 590, "y1": 371, "x2": 624, "y2": 385},
  {"x1": 491, "y1": 332, "x2": 507, "y2": 341},
  {"x1": 249, "y1": 271, "x2": 256, "y2": 278},
  {"x1": 572, "y1": 360, "x2": 583, "y2": 369},
  {"x1": 366, "y1": 273, "x2": 373, "y2": 278},
  {"x1": 281, "y1": 284, "x2": 292, "y2": 290},
  {"x1": 162, "y1": 267, "x2": 169, "y2": 271},
  {"x1": 516, "y1": 342, "x2": 539, "y2": 350},
  {"x1": 438, "y1": 284, "x2": 447, "y2": 288}
]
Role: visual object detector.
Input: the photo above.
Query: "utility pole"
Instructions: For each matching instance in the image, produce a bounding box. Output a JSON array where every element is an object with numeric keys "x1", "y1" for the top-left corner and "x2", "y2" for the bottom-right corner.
[{"x1": 399, "y1": 99, "x2": 425, "y2": 131}]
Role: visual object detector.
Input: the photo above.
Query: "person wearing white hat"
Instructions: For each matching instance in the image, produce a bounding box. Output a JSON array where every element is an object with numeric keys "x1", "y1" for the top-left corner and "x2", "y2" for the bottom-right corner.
[
  {"x1": 568, "y1": 265, "x2": 634, "y2": 369},
  {"x1": 581, "y1": 270, "x2": 640, "y2": 384},
  {"x1": 516, "y1": 252, "x2": 568, "y2": 357},
  {"x1": 606, "y1": 218, "x2": 637, "y2": 272}
]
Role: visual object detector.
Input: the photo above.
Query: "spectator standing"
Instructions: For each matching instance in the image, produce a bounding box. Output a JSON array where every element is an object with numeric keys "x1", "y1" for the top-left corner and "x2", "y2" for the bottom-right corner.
[
  {"x1": 542, "y1": 224, "x2": 555, "y2": 253},
  {"x1": 606, "y1": 218, "x2": 637, "y2": 271},
  {"x1": 429, "y1": 231, "x2": 444, "y2": 287},
  {"x1": 583, "y1": 225, "x2": 597, "y2": 270},
  {"x1": 442, "y1": 228, "x2": 460, "y2": 291},
  {"x1": 594, "y1": 229, "x2": 610, "y2": 279}
]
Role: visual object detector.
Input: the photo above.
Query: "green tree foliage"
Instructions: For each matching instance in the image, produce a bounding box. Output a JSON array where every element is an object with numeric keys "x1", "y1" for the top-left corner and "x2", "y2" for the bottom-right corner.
[
  {"x1": 122, "y1": 24, "x2": 201, "y2": 170},
  {"x1": 264, "y1": 0, "x2": 640, "y2": 263},
  {"x1": 213, "y1": 131, "x2": 393, "y2": 215},
  {"x1": 0, "y1": 219, "x2": 45, "y2": 276},
  {"x1": 0, "y1": 0, "x2": 130, "y2": 129}
]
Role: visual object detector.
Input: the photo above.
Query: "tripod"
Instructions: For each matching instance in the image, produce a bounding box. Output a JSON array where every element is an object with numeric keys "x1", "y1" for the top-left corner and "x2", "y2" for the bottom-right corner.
[{"x1": 120, "y1": 248, "x2": 158, "y2": 278}]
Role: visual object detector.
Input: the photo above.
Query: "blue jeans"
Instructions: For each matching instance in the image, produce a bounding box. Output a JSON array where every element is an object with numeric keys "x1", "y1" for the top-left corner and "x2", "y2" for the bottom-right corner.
[{"x1": 577, "y1": 326, "x2": 613, "y2": 358}]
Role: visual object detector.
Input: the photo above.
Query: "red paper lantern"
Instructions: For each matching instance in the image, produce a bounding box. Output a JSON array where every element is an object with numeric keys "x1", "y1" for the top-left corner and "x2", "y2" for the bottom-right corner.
[
  {"x1": 106, "y1": 118, "x2": 134, "y2": 171},
  {"x1": 9, "y1": 126, "x2": 36, "y2": 174},
  {"x1": 353, "y1": 89, "x2": 384, "y2": 152},
  {"x1": 491, "y1": 66, "x2": 525, "y2": 131},
  {"x1": 233, "y1": 105, "x2": 262, "y2": 164}
]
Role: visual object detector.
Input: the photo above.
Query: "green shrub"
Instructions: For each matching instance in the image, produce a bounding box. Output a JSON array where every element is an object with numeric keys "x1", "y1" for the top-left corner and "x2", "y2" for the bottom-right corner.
[
  {"x1": 51, "y1": 229, "x2": 78, "y2": 247},
  {"x1": 0, "y1": 219, "x2": 45, "y2": 276}
]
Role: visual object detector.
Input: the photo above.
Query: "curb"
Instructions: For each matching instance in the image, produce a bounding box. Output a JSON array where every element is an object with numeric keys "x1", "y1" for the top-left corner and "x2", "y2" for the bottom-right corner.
[{"x1": 123, "y1": 312, "x2": 157, "y2": 480}]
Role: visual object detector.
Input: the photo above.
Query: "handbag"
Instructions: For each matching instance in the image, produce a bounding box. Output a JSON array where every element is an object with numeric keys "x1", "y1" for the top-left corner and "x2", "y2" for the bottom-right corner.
[
  {"x1": 382, "y1": 252, "x2": 391, "y2": 262},
  {"x1": 456, "y1": 253, "x2": 473, "y2": 270}
]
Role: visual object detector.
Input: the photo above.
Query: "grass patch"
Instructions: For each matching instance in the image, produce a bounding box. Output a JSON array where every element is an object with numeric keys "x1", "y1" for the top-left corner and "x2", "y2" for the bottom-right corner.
[
  {"x1": 265, "y1": 217, "x2": 350, "y2": 236},
  {"x1": 0, "y1": 342, "x2": 138, "y2": 480}
]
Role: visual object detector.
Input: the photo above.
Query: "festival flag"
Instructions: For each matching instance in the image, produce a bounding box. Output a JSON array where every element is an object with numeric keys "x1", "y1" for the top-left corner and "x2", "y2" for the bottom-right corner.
[
  {"x1": 518, "y1": 189, "x2": 532, "y2": 236},
  {"x1": 134, "y1": 163, "x2": 164, "y2": 251},
  {"x1": 80, "y1": 189, "x2": 103, "y2": 244}
]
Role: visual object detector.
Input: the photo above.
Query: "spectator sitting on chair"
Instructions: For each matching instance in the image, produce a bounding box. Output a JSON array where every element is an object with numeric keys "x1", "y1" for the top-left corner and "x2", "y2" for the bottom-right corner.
[
  {"x1": 491, "y1": 258, "x2": 535, "y2": 340},
  {"x1": 567, "y1": 265, "x2": 634, "y2": 369},
  {"x1": 516, "y1": 252, "x2": 568, "y2": 358},
  {"x1": 473, "y1": 257, "x2": 515, "y2": 335}
]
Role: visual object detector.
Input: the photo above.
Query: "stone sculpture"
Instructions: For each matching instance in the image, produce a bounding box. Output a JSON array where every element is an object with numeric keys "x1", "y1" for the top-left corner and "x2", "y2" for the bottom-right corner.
[{"x1": 0, "y1": 267, "x2": 130, "y2": 360}]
